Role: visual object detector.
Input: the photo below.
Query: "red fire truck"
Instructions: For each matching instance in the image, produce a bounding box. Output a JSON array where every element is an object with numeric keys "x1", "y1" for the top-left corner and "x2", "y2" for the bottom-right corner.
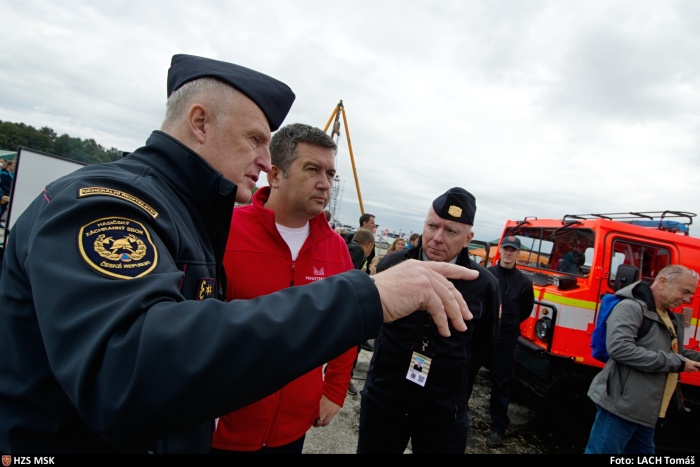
[{"x1": 494, "y1": 211, "x2": 699, "y2": 451}]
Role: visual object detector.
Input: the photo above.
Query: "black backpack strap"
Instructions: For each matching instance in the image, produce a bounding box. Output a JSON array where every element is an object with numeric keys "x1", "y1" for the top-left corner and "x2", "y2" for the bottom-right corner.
[
  {"x1": 630, "y1": 281, "x2": 656, "y2": 339},
  {"x1": 639, "y1": 316, "x2": 654, "y2": 338}
]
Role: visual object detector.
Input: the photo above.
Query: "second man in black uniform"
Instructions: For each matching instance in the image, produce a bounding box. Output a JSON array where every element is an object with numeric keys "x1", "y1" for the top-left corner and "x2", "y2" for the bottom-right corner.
[{"x1": 357, "y1": 187, "x2": 500, "y2": 454}]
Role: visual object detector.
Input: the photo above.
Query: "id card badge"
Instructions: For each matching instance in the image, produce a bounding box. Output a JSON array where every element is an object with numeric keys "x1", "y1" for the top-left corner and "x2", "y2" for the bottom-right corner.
[{"x1": 406, "y1": 351, "x2": 432, "y2": 387}]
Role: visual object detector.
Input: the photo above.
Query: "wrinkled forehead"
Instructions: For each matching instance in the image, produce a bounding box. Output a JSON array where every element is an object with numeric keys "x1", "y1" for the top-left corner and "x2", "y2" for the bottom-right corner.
[
  {"x1": 293, "y1": 143, "x2": 336, "y2": 167},
  {"x1": 678, "y1": 274, "x2": 699, "y2": 291},
  {"x1": 666, "y1": 270, "x2": 699, "y2": 291}
]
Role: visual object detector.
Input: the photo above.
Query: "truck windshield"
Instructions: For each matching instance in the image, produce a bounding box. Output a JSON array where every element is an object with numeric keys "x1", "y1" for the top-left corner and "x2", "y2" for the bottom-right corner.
[{"x1": 503, "y1": 227, "x2": 595, "y2": 277}]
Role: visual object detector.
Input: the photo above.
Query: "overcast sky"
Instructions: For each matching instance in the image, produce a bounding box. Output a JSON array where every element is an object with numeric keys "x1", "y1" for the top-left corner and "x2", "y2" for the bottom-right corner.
[{"x1": 2, "y1": 0, "x2": 700, "y2": 241}]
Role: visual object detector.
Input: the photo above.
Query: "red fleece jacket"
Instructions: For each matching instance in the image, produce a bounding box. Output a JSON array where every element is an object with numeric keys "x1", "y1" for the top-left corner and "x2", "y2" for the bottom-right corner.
[{"x1": 211, "y1": 187, "x2": 357, "y2": 451}]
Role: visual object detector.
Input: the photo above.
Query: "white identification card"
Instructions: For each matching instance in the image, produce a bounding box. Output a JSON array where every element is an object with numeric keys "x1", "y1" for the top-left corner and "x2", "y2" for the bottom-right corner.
[{"x1": 406, "y1": 352, "x2": 431, "y2": 387}]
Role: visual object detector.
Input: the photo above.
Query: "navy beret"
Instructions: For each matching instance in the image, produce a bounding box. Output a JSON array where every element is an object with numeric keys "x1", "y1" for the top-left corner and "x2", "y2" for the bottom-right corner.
[
  {"x1": 432, "y1": 187, "x2": 476, "y2": 225},
  {"x1": 167, "y1": 54, "x2": 296, "y2": 131}
]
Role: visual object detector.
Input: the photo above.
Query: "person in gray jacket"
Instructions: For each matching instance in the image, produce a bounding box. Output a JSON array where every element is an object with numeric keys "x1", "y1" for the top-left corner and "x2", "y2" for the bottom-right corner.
[{"x1": 585, "y1": 265, "x2": 700, "y2": 454}]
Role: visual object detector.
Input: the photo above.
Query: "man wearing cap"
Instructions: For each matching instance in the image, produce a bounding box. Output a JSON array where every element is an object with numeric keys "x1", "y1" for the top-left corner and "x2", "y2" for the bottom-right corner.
[
  {"x1": 357, "y1": 187, "x2": 500, "y2": 454},
  {"x1": 0, "y1": 55, "x2": 477, "y2": 454},
  {"x1": 467, "y1": 236, "x2": 534, "y2": 448}
]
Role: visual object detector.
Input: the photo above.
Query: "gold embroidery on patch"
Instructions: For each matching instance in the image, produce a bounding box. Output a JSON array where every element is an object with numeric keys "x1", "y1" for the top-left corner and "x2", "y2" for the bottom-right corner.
[
  {"x1": 198, "y1": 279, "x2": 216, "y2": 300},
  {"x1": 79, "y1": 217, "x2": 158, "y2": 280},
  {"x1": 79, "y1": 187, "x2": 159, "y2": 218},
  {"x1": 448, "y1": 205, "x2": 462, "y2": 218},
  {"x1": 93, "y1": 233, "x2": 148, "y2": 261}
]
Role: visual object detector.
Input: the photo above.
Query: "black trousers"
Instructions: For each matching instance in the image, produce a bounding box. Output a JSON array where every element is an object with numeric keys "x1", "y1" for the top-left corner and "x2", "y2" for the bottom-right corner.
[
  {"x1": 467, "y1": 343, "x2": 516, "y2": 435},
  {"x1": 357, "y1": 396, "x2": 468, "y2": 454}
]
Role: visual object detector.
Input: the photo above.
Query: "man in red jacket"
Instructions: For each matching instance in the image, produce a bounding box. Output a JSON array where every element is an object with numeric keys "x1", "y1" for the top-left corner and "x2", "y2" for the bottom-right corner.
[{"x1": 212, "y1": 123, "x2": 357, "y2": 453}]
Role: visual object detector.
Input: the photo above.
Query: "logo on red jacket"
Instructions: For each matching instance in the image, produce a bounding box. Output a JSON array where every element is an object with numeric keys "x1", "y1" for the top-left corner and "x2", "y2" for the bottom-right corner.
[{"x1": 313, "y1": 266, "x2": 325, "y2": 276}]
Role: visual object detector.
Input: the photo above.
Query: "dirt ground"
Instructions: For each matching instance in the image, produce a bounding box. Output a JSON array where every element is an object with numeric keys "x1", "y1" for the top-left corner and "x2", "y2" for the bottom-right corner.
[{"x1": 302, "y1": 340, "x2": 587, "y2": 454}]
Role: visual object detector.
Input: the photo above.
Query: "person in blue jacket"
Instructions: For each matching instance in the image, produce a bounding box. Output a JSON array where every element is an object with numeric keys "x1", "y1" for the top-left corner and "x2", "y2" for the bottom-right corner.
[
  {"x1": 0, "y1": 54, "x2": 476, "y2": 454},
  {"x1": 0, "y1": 159, "x2": 14, "y2": 222}
]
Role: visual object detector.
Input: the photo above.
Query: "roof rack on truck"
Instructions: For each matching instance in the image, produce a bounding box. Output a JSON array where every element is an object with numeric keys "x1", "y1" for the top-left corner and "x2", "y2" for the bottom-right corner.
[{"x1": 562, "y1": 210, "x2": 695, "y2": 235}]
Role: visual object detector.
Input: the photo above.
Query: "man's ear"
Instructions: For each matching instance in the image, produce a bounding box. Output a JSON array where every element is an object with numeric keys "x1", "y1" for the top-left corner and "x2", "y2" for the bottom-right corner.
[
  {"x1": 462, "y1": 229, "x2": 475, "y2": 248},
  {"x1": 268, "y1": 165, "x2": 283, "y2": 188},
  {"x1": 187, "y1": 104, "x2": 209, "y2": 144}
]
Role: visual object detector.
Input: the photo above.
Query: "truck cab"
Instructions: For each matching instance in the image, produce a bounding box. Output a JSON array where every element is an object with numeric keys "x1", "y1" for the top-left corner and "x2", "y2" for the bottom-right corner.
[{"x1": 495, "y1": 211, "x2": 700, "y2": 450}]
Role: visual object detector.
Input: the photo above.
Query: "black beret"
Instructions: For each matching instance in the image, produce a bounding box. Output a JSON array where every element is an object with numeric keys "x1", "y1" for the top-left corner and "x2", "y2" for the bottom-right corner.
[
  {"x1": 432, "y1": 187, "x2": 476, "y2": 225},
  {"x1": 167, "y1": 54, "x2": 296, "y2": 131}
]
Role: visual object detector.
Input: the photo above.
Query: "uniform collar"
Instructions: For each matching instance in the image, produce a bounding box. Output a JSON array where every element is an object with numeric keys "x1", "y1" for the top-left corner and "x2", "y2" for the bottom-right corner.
[{"x1": 127, "y1": 130, "x2": 238, "y2": 261}]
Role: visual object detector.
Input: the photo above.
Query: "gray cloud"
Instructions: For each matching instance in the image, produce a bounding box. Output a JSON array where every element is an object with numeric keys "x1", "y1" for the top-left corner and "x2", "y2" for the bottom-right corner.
[{"x1": 2, "y1": 0, "x2": 700, "y2": 241}]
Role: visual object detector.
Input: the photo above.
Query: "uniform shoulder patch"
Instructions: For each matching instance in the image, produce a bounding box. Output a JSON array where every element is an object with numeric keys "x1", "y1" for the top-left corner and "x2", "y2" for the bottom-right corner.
[
  {"x1": 78, "y1": 187, "x2": 159, "y2": 218},
  {"x1": 79, "y1": 217, "x2": 158, "y2": 279}
]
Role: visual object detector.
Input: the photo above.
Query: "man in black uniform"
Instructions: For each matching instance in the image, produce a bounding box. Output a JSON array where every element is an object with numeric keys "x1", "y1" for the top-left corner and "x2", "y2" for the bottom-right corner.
[
  {"x1": 0, "y1": 55, "x2": 477, "y2": 454},
  {"x1": 467, "y1": 236, "x2": 534, "y2": 448},
  {"x1": 357, "y1": 187, "x2": 500, "y2": 454}
]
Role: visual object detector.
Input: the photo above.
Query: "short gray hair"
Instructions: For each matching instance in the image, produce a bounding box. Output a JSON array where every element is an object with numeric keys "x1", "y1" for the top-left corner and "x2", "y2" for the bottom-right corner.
[
  {"x1": 655, "y1": 264, "x2": 699, "y2": 283},
  {"x1": 269, "y1": 123, "x2": 337, "y2": 176},
  {"x1": 161, "y1": 77, "x2": 239, "y2": 131}
]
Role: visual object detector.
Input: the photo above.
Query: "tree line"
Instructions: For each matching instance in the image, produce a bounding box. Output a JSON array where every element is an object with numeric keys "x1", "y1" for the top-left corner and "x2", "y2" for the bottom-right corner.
[{"x1": 0, "y1": 120, "x2": 123, "y2": 164}]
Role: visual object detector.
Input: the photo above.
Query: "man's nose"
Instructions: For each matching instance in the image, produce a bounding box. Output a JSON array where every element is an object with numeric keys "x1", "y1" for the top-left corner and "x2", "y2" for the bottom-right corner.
[
  {"x1": 258, "y1": 148, "x2": 272, "y2": 172},
  {"x1": 432, "y1": 229, "x2": 446, "y2": 242},
  {"x1": 318, "y1": 175, "x2": 331, "y2": 191}
]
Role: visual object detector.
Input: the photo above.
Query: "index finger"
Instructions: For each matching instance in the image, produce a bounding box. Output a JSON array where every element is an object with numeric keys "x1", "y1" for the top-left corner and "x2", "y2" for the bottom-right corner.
[
  {"x1": 423, "y1": 261, "x2": 480, "y2": 282},
  {"x1": 422, "y1": 261, "x2": 477, "y2": 322},
  {"x1": 423, "y1": 268, "x2": 472, "y2": 336}
]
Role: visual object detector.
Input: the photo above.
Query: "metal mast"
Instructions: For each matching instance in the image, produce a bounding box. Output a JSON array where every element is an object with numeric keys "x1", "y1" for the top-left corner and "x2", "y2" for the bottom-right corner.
[{"x1": 323, "y1": 100, "x2": 364, "y2": 219}]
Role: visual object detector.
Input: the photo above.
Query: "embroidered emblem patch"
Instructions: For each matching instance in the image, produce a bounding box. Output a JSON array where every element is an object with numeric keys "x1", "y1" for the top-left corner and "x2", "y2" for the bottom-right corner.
[
  {"x1": 79, "y1": 217, "x2": 158, "y2": 279},
  {"x1": 448, "y1": 205, "x2": 462, "y2": 218},
  {"x1": 197, "y1": 279, "x2": 216, "y2": 300}
]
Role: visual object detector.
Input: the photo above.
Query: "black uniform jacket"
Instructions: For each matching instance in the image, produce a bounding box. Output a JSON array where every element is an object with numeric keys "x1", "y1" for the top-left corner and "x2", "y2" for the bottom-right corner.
[
  {"x1": 487, "y1": 263, "x2": 534, "y2": 346},
  {"x1": 0, "y1": 131, "x2": 382, "y2": 453},
  {"x1": 364, "y1": 245, "x2": 500, "y2": 419}
]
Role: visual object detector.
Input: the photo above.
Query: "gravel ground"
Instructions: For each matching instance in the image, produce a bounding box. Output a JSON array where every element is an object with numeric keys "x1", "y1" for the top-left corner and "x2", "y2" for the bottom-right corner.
[{"x1": 302, "y1": 340, "x2": 587, "y2": 454}]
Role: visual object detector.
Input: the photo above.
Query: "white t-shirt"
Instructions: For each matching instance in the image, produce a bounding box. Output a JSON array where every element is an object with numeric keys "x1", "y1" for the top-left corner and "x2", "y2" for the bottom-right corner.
[{"x1": 276, "y1": 222, "x2": 310, "y2": 260}]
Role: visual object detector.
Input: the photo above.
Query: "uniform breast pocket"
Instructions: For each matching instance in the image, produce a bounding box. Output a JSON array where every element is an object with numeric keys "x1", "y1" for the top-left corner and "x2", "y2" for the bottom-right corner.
[{"x1": 463, "y1": 294, "x2": 485, "y2": 320}]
